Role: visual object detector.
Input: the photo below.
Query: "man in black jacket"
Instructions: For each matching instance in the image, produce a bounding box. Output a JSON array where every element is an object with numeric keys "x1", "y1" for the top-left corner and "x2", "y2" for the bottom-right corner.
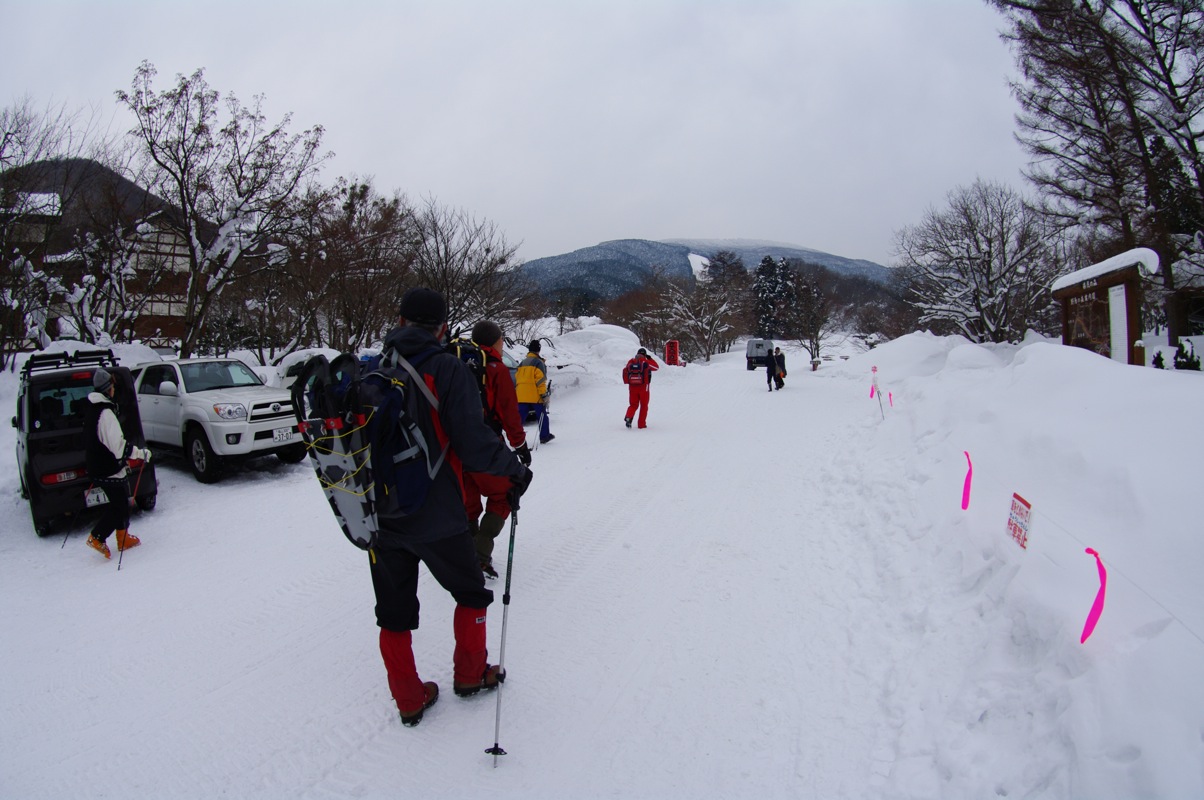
[{"x1": 371, "y1": 287, "x2": 533, "y2": 727}]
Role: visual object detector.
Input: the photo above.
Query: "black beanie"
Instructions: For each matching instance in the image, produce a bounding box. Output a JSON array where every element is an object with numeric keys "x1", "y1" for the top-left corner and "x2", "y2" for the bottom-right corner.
[
  {"x1": 528, "y1": 340, "x2": 541, "y2": 353},
  {"x1": 472, "y1": 320, "x2": 503, "y2": 347},
  {"x1": 399, "y1": 287, "x2": 447, "y2": 325}
]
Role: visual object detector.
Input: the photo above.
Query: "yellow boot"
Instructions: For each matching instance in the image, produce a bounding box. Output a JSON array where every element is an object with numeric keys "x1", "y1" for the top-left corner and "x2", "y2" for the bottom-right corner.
[
  {"x1": 86, "y1": 535, "x2": 111, "y2": 560},
  {"x1": 115, "y1": 529, "x2": 141, "y2": 552}
]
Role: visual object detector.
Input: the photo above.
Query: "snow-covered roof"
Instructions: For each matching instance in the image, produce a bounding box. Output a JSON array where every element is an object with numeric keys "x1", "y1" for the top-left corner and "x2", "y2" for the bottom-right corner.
[{"x1": 1051, "y1": 247, "x2": 1160, "y2": 292}]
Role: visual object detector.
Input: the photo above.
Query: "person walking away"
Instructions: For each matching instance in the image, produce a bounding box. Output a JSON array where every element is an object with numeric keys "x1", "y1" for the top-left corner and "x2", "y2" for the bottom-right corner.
[
  {"x1": 623, "y1": 347, "x2": 660, "y2": 428},
  {"x1": 84, "y1": 367, "x2": 151, "y2": 559},
  {"x1": 771, "y1": 347, "x2": 786, "y2": 390},
  {"x1": 370, "y1": 288, "x2": 533, "y2": 727},
  {"x1": 515, "y1": 339, "x2": 554, "y2": 444},
  {"x1": 462, "y1": 320, "x2": 531, "y2": 580}
]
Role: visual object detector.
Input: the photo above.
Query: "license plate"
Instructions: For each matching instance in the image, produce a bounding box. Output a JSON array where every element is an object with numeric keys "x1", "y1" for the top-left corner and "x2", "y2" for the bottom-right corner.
[
  {"x1": 273, "y1": 426, "x2": 294, "y2": 443},
  {"x1": 84, "y1": 487, "x2": 108, "y2": 508}
]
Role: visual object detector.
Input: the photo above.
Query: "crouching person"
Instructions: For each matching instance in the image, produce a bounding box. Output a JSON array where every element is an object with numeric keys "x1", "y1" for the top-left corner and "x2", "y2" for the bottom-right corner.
[{"x1": 371, "y1": 288, "x2": 533, "y2": 727}]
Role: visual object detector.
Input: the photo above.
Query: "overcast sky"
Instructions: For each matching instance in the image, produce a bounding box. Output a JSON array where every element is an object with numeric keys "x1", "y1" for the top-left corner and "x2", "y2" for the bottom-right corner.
[{"x1": 3, "y1": 0, "x2": 1029, "y2": 267}]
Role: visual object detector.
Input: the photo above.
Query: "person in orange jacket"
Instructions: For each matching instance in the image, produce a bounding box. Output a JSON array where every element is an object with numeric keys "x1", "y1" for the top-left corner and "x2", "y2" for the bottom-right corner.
[
  {"x1": 462, "y1": 320, "x2": 531, "y2": 579},
  {"x1": 622, "y1": 347, "x2": 660, "y2": 429}
]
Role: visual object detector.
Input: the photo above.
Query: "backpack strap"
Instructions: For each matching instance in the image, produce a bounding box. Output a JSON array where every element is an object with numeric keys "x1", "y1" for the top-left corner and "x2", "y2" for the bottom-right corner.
[
  {"x1": 379, "y1": 346, "x2": 441, "y2": 409},
  {"x1": 375, "y1": 345, "x2": 449, "y2": 477}
]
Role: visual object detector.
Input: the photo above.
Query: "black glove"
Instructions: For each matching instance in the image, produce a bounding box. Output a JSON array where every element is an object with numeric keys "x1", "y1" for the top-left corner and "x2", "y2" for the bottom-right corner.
[
  {"x1": 515, "y1": 443, "x2": 532, "y2": 467},
  {"x1": 508, "y1": 465, "x2": 534, "y2": 511}
]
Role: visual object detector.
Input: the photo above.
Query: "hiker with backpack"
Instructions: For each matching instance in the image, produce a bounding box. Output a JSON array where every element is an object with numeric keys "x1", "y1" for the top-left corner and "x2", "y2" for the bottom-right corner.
[
  {"x1": 622, "y1": 347, "x2": 660, "y2": 429},
  {"x1": 367, "y1": 288, "x2": 533, "y2": 727},
  {"x1": 460, "y1": 320, "x2": 531, "y2": 580},
  {"x1": 515, "y1": 340, "x2": 554, "y2": 444},
  {"x1": 84, "y1": 367, "x2": 150, "y2": 560}
]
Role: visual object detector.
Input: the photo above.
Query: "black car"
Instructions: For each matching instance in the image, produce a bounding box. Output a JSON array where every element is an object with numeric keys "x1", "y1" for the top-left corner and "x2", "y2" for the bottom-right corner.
[{"x1": 12, "y1": 349, "x2": 158, "y2": 537}]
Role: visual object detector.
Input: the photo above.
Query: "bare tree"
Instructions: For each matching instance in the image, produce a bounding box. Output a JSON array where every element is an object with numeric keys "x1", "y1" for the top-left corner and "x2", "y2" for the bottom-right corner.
[
  {"x1": 789, "y1": 270, "x2": 837, "y2": 362},
  {"x1": 660, "y1": 279, "x2": 732, "y2": 362},
  {"x1": 894, "y1": 179, "x2": 1060, "y2": 343},
  {"x1": 409, "y1": 197, "x2": 528, "y2": 336},
  {"x1": 0, "y1": 101, "x2": 140, "y2": 360},
  {"x1": 988, "y1": 0, "x2": 1204, "y2": 337},
  {"x1": 116, "y1": 61, "x2": 329, "y2": 357}
]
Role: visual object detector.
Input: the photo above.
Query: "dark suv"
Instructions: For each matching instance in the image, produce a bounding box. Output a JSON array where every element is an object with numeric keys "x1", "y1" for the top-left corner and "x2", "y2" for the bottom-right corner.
[{"x1": 12, "y1": 349, "x2": 158, "y2": 537}]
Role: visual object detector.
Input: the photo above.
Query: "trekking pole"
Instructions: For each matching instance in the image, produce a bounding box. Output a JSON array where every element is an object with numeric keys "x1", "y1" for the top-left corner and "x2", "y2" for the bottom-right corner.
[
  {"x1": 118, "y1": 461, "x2": 146, "y2": 573},
  {"x1": 485, "y1": 509, "x2": 518, "y2": 766},
  {"x1": 532, "y1": 407, "x2": 546, "y2": 451}
]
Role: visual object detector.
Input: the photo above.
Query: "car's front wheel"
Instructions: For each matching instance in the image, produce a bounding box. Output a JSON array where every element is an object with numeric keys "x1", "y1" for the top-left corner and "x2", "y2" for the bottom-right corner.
[
  {"x1": 185, "y1": 428, "x2": 223, "y2": 484},
  {"x1": 136, "y1": 492, "x2": 158, "y2": 511}
]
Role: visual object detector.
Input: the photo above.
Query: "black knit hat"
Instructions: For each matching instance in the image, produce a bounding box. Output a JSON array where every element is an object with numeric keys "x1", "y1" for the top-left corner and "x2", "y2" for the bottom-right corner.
[
  {"x1": 399, "y1": 287, "x2": 447, "y2": 325},
  {"x1": 472, "y1": 320, "x2": 503, "y2": 347},
  {"x1": 528, "y1": 340, "x2": 541, "y2": 353},
  {"x1": 637, "y1": 348, "x2": 647, "y2": 356},
  {"x1": 93, "y1": 367, "x2": 113, "y2": 393}
]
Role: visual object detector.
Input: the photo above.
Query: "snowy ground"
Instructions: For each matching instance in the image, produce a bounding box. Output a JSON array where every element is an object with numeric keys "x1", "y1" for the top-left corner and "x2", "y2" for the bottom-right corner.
[{"x1": 2, "y1": 326, "x2": 1202, "y2": 799}]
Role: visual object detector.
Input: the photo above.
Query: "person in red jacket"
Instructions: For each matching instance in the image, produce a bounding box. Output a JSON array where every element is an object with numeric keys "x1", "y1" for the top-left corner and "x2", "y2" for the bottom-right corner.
[
  {"x1": 623, "y1": 347, "x2": 660, "y2": 429},
  {"x1": 463, "y1": 320, "x2": 532, "y2": 579}
]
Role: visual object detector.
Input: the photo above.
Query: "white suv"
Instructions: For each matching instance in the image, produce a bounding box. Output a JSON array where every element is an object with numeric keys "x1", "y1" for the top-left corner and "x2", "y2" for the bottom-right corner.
[{"x1": 132, "y1": 358, "x2": 304, "y2": 482}]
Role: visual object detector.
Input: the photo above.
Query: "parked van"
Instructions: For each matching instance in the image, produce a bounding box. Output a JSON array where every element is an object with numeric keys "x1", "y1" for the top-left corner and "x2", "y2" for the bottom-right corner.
[
  {"x1": 13, "y1": 349, "x2": 157, "y2": 536},
  {"x1": 745, "y1": 339, "x2": 774, "y2": 371}
]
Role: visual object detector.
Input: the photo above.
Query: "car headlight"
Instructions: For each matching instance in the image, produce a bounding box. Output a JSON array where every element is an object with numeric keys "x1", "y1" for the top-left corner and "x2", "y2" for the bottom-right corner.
[{"x1": 212, "y1": 403, "x2": 247, "y2": 420}]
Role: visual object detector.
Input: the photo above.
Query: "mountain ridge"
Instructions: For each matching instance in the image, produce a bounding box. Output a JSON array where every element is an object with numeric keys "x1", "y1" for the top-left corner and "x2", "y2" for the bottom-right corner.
[{"x1": 521, "y1": 237, "x2": 890, "y2": 301}]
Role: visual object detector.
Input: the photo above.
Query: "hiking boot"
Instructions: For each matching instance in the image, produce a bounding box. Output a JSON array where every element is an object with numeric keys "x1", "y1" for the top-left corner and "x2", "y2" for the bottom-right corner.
[
  {"x1": 540, "y1": 434, "x2": 555, "y2": 444},
  {"x1": 480, "y1": 559, "x2": 498, "y2": 580},
  {"x1": 86, "y1": 535, "x2": 111, "y2": 560},
  {"x1": 624, "y1": 417, "x2": 632, "y2": 428},
  {"x1": 399, "y1": 681, "x2": 439, "y2": 727},
  {"x1": 454, "y1": 664, "x2": 505, "y2": 697},
  {"x1": 115, "y1": 529, "x2": 141, "y2": 552}
]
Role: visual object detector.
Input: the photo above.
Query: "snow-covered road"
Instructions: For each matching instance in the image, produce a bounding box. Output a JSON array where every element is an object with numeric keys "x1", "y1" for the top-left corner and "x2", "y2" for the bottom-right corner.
[{"x1": 3, "y1": 328, "x2": 1202, "y2": 799}]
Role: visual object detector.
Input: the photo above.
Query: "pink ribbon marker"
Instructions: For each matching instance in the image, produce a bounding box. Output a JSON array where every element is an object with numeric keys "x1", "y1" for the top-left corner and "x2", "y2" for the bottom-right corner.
[
  {"x1": 1080, "y1": 548, "x2": 1108, "y2": 643},
  {"x1": 869, "y1": 384, "x2": 875, "y2": 398},
  {"x1": 888, "y1": 392, "x2": 894, "y2": 407},
  {"x1": 960, "y1": 451, "x2": 973, "y2": 510}
]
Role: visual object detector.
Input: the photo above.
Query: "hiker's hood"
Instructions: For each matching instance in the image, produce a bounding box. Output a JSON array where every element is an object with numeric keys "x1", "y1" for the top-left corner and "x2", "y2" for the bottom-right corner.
[{"x1": 382, "y1": 325, "x2": 442, "y2": 357}]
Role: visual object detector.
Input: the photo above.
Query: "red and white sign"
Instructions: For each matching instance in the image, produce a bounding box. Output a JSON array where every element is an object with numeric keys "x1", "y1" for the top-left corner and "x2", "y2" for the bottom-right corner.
[{"x1": 1006, "y1": 493, "x2": 1032, "y2": 549}]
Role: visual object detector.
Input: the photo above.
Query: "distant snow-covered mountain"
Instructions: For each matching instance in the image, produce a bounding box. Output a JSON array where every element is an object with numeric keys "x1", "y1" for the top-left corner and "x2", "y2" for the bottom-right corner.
[
  {"x1": 662, "y1": 238, "x2": 890, "y2": 283},
  {"x1": 521, "y1": 238, "x2": 889, "y2": 300}
]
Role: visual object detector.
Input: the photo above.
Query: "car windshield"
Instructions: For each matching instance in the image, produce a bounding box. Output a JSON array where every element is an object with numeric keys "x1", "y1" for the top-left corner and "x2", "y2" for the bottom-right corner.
[{"x1": 179, "y1": 361, "x2": 263, "y2": 392}]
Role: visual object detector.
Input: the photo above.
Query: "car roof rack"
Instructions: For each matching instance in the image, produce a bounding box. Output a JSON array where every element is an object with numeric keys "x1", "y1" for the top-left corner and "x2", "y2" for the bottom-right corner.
[{"x1": 21, "y1": 349, "x2": 119, "y2": 379}]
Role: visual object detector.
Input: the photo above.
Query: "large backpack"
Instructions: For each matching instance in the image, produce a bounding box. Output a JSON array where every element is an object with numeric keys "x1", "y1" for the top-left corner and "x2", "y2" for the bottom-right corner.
[
  {"x1": 447, "y1": 337, "x2": 502, "y2": 433},
  {"x1": 291, "y1": 347, "x2": 447, "y2": 550},
  {"x1": 624, "y1": 359, "x2": 647, "y2": 385}
]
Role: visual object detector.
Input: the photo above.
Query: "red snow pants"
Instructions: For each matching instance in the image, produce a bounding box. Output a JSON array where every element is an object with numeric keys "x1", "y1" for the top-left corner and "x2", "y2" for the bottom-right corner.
[{"x1": 626, "y1": 385, "x2": 651, "y2": 428}]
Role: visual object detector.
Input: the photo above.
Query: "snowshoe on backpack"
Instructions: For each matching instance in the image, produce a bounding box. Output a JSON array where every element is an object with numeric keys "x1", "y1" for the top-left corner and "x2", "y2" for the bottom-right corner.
[{"x1": 292, "y1": 353, "x2": 381, "y2": 550}]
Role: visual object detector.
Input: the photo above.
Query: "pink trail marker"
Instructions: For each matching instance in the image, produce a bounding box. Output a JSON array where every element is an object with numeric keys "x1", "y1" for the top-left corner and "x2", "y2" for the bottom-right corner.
[
  {"x1": 960, "y1": 451, "x2": 973, "y2": 510},
  {"x1": 888, "y1": 392, "x2": 893, "y2": 407},
  {"x1": 1080, "y1": 548, "x2": 1108, "y2": 643}
]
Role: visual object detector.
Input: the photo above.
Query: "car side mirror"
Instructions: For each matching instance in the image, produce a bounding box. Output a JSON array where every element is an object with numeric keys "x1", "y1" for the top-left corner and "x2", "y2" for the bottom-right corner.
[
  {"x1": 159, "y1": 381, "x2": 179, "y2": 397},
  {"x1": 10, "y1": 416, "x2": 15, "y2": 428}
]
